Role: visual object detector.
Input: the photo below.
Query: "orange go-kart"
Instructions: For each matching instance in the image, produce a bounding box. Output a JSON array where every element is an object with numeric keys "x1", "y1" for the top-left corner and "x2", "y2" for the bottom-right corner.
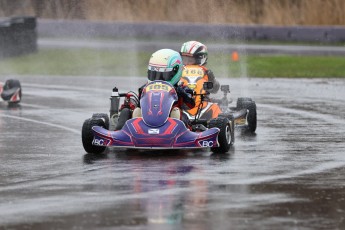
[{"x1": 180, "y1": 65, "x2": 257, "y2": 134}]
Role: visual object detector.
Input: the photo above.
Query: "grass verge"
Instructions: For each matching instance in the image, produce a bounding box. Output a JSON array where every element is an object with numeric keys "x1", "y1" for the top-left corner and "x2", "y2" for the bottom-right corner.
[{"x1": 0, "y1": 49, "x2": 345, "y2": 78}]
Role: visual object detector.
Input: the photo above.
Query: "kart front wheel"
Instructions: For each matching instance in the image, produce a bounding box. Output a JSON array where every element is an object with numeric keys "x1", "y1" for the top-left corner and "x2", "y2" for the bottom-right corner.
[
  {"x1": 82, "y1": 118, "x2": 106, "y2": 154},
  {"x1": 209, "y1": 117, "x2": 234, "y2": 153},
  {"x1": 92, "y1": 113, "x2": 109, "y2": 130}
]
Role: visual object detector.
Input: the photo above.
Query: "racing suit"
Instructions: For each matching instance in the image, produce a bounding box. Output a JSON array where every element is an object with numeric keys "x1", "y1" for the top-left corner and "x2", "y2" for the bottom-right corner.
[
  {"x1": 180, "y1": 65, "x2": 221, "y2": 119},
  {"x1": 181, "y1": 65, "x2": 220, "y2": 94}
]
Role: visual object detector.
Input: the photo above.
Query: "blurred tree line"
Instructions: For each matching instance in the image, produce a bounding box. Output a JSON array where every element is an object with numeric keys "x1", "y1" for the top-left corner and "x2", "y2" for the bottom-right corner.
[{"x1": 0, "y1": 0, "x2": 344, "y2": 26}]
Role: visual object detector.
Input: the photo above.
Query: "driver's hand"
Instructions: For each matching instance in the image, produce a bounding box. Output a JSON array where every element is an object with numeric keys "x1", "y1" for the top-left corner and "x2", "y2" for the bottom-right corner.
[
  {"x1": 206, "y1": 70, "x2": 215, "y2": 82},
  {"x1": 184, "y1": 87, "x2": 194, "y2": 96}
]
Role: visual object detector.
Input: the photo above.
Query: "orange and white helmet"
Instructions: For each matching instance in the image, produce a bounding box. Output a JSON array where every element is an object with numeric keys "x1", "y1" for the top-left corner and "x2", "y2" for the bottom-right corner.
[{"x1": 180, "y1": 41, "x2": 208, "y2": 66}]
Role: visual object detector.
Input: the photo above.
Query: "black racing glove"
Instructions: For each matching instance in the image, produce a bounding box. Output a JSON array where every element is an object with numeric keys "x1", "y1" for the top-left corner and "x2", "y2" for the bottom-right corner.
[
  {"x1": 176, "y1": 85, "x2": 195, "y2": 108},
  {"x1": 184, "y1": 87, "x2": 194, "y2": 96},
  {"x1": 206, "y1": 69, "x2": 220, "y2": 93},
  {"x1": 206, "y1": 69, "x2": 215, "y2": 82}
]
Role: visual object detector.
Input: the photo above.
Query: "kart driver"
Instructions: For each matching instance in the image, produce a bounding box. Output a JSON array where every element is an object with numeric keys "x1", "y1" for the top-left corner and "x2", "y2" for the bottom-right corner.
[
  {"x1": 179, "y1": 41, "x2": 221, "y2": 119},
  {"x1": 132, "y1": 49, "x2": 195, "y2": 123},
  {"x1": 180, "y1": 41, "x2": 220, "y2": 94}
]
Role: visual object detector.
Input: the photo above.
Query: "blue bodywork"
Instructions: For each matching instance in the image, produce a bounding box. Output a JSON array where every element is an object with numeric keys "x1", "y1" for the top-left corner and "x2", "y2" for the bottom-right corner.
[{"x1": 92, "y1": 81, "x2": 219, "y2": 149}]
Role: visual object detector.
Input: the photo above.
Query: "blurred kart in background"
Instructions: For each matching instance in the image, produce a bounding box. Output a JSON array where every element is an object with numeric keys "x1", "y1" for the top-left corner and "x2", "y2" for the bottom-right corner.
[
  {"x1": 180, "y1": 66, "x2": 257, "y2": 134},
  {"x1": 0, "y1": 79, "x2": 22, "y2": 105}
]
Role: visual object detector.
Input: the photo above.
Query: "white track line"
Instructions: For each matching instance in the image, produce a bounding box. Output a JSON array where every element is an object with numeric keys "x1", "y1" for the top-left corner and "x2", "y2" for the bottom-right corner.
[
  {"x1": 0, "y1": 113, "x2": 80, "y2": 134},
  {"x1": 18, "y1": 103, "x2": 50, "y2": 109},
  {"x1": 22, "y1": 83, "x2": 101, "y2": 92},
  {"x1": 258, "y1": 103, "x2": 345, "y2": 125}
]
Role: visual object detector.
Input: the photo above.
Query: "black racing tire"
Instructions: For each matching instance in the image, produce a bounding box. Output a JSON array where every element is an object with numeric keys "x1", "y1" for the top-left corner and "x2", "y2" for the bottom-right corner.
[
  {"x1": 82, "y1": 118, "x2": 106, "y2": 154},
  {"x1": 2, "y1": 79, "x2": 22, "y2": 104},
  {"x1": 209, "y1": 117, "x2": 234, "y2": 153},
  {"x1": 115, "y1": 108, "x2": 131, "y2": 130},
  {"x1": 92, "y1": 113, "x2": 109, "y2": 130},
  {"x1": 236, "y1": 97, "x2": 252, "y2": 110},
  {"x1": 239, "y1": 101, "x2": 257, "y2": 133}
]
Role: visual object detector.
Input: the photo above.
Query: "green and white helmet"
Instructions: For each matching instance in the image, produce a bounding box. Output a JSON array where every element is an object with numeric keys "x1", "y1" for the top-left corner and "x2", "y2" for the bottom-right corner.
[{"x1": 147, "y1": 49, "x2": 183, "y2": 86}]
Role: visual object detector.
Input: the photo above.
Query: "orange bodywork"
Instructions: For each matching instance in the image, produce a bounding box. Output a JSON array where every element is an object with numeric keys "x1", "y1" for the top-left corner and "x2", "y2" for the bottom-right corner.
[{"x1": 180, "y1": 65, "x2": 221, "y2": 119}]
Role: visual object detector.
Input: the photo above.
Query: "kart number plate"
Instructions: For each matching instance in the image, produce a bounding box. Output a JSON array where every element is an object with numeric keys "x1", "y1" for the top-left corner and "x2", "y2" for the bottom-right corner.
[{"x1": 146, "y1": 82, "x2": 172, "y2": 92}]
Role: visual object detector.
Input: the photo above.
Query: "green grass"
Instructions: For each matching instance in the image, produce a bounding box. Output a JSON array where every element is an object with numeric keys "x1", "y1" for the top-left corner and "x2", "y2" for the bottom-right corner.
[
  {"x1": 1, "y1": 49, "x2": 345, "y2": 78},
  {"x1": 209, "y1": 53, "x2": 345, "y2": 78},
  {"x1": 0, "y1": 49, "x2": 149, "y2": 76},
  {"x1": 247, "y1": 55, "x2": 345, "y2": 78}
]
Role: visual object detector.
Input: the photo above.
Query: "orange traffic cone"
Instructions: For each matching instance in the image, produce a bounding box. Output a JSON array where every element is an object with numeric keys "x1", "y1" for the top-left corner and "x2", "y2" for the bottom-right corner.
[{"x1": 231, "y1": 51, "x2": 239, "y2": 62}]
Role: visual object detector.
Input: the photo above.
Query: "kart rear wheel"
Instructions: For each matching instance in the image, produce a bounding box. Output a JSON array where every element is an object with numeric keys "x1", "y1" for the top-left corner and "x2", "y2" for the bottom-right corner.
[
  {"x1": 209, "y1": 117, "x2": 234, "y2": 153},
  {"x1": 115, "y1": 108, "x2": 131, "y2": 130},
  {"x1": 238, "y1": 100, "x2": 257, "y2": 133},
  {"x1": 92, "y1": 113, "x2": 109, "y2": 130},
  {"x1": 82, "y1": 118, "x2": 106, "y2": 154},
  {"x1": 236, "y1": 97, "x2": 252, "y2": 110}
]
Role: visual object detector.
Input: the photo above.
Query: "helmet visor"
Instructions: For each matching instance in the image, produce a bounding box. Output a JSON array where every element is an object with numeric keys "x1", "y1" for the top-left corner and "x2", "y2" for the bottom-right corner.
[
  {"x1": 148, "y1": 70, "x2": 174, "y2": 82},
  {"x1": 181, "y1": 55, "x2": 196, "y2": 65}
]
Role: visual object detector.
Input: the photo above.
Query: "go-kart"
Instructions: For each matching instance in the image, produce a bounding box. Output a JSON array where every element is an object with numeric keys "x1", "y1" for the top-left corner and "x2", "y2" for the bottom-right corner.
[
  {"x1": 0, "y1": 79, "x2": 22, "y2": 105},
  {"x1": 82, "y1": 80, "x2": 234, "y2": 154},
  {"x1": 180, "y1": 66, "x2": 257, "y2": 133},
  {"x1": 184, "y1": 84, "x2": 257, "y2": 134}
]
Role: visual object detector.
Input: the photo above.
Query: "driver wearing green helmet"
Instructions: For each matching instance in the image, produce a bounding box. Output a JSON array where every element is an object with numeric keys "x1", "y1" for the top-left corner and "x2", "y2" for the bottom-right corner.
[{"x1": 133, "y1": 49, "x2": 195, "y2": 121}]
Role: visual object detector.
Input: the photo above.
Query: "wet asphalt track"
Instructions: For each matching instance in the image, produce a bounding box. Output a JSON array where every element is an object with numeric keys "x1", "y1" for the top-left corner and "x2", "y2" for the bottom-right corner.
[{"x1": 0, "y1": 75, "x2": 344, "y2": 230}]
